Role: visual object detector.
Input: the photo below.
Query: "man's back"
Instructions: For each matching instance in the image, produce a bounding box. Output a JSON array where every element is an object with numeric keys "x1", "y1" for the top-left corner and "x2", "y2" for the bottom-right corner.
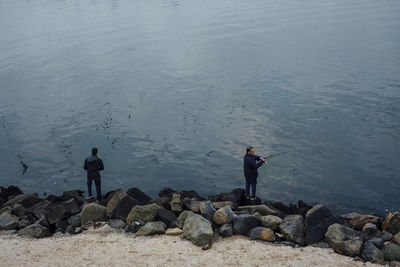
[{"x1": 84, "y1": 155, "x2": 104, "y2": 178}]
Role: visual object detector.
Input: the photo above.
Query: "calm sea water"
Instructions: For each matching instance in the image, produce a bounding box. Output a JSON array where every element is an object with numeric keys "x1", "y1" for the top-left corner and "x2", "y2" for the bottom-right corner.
[{"x1": 1, "y1": 0, "x2": 399, "y2": 214}]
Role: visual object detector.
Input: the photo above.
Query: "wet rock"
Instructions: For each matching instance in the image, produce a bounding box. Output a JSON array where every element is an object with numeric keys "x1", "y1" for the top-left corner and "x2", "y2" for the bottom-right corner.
[
  {"x1": 236, "y1": 205, "x2": 284, "y2": 218},
  {"x1": 382, "y1": 243, "x2": 400, "y2": 262},
  {"x1": 80, "y1": 203, "x2": 106, "y2": 226},
  {"x1": 19, "y1": 223, "x2": 50, "y2": 238},
  {"x1": 177, "y1": 210, "x2": 193, "y2": 229},
  {"x1": 150, "y1": 197, "x2": 171, "y2": 210},
  {"x1": 279, "y1": 215, "x2": 305, "y2": 245},
  {"x1": 2, "y1": 194, "x2": 41, "y2": 209},
  {"x1": 108, "y1": 219, "x2": 126, "y2": 229},
  {"x1": 165, "y1": 228, "x2": 183, "y2": 236},
  {"x1": 362, "y1": 223, "x2": 377, "y2": 235},
  {"x1": 200, "y1": 201, "x2": 216, "y2": 224},
  {"x1": 156, "y1": 206, "x2": 177, "y2": 227},
  {"x1": 124, "y1": 221, "x2": 143, "y2": 233},
  {"x1": 305, "y1": 204, "x2": 338, "y2": 245},
  {"x1": 126, "y1": 203, "x2": 159, "y2": 224},
  {"x1": 0, "y1": 211, "x2": 19, "y2": 230},
  {"x1": 207, "y1": 188, "x2": 245, "y2": 205},
  {"x1": 349, "y1": 214, "x2": 380, "y2": 230},
  {"x1": 7, "y1": 185, "x2": 23, "y2": 198},
  {"x1": 361, "y1": 241, "x2": 385, "y2": 264},
  {"x1": 183, "y1": 198, "x2": 201, "y2": 213},
  {"x1": 394, "y1": 232, "x2": 400, "y2": 245},
  {"x1": 218, "y1": 224, "x2": 234, "y2": 237},
  {"x1": 213, "y1": 206, "x2": 236, "y2": 225},
  {"x1": 233, "y1": 214, "x2": 261, "y2": 235},
  {"x1": 170, "y1": 193, "x2": 183, "y2": 212},
  {"x1": 183, "y1": 213, "x2": 213, "y2": 246},
  {"x1": 383, "y1": 212, "x2": 400, "y2": 235},
  {"x1": 249, "y1": 227, "x2": 275, "y2": 242},
  {"x1": 137, "y1": 221, "x2": 167, "y2": 236},
  {"x1": 126, "y1": 187, "x2": 152, "y2": 205},
  {"x1": 67, "y1": 214, "x2": 81, "y2": 227},
  {"x1": 260, "y1": 215, "x2": 282, "y2": 231},
  {"x1": 27, "y1": 200, "x2": 52, "y2": 219},
  {"x1": 106, "y1": 190, "x2": 139, "y2": 220}
]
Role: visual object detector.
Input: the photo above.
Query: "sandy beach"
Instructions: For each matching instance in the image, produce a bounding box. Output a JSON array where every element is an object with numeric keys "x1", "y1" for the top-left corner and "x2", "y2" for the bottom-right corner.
[{"x1": 0, "y1": 225, "x2": 378, "y2": 267}]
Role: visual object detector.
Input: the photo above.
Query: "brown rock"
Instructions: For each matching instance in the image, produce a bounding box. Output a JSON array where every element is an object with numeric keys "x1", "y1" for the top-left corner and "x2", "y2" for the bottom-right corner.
[{"x1": 349, "y1": 215, "x2": 379, "y2": 230}]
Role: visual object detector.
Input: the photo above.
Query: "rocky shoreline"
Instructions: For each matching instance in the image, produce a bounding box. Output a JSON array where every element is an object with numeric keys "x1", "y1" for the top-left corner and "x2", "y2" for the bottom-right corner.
[{"x1": 0, "y1": 185, "x2": 399, "y2": 265}]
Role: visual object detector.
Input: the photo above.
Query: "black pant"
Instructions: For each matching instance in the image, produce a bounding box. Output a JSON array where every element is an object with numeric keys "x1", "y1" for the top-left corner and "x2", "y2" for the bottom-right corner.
[{"x1": 87, "y1": 176, "x2": 101, "y2": 201}]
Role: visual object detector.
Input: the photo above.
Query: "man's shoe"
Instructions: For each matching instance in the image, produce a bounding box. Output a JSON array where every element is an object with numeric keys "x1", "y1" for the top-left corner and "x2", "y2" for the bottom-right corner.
[
  {"x1": 245, "y1": 196, "x2": 250, "y2": 200},
  {"x1": 250, "y1": 197, "x2": 256, "y2": 201}
]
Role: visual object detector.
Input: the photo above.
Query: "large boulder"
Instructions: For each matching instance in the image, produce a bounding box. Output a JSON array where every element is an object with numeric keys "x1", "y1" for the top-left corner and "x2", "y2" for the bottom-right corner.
[
  {"x1": 183, "y1": 198, "x2": 201, "y2": 213},
  {"x1": 208, "y1": 188, "x2": 244, "y2": 205},
  {"x1": 106, "y1": 190, "x2": 139, "y2": 220},
  {"x1": 183, "y1": 213, "x2": 213, "y2": 246},
  {"x1": 394, "y1": 232, "x2": 400, "y2": 245},
  {"x1": 213, "y1": 206, "x2": 236, "y2": 225},
  {"x1": 260, "y1": 215, "x2": 282, "y2": 231},
  {"x1": 158, "y1": 188, "x2": 176, "y2": 198},
  {"x1": 46, "y1": 198, "x2": 81, "y2": 224},
  {"x1": 0, "y1": 186, "x2": 9, "y2": 200},
  {"x1": 137, "y1": 221, "x2": 167, "y2": 236},
  {"x1": 2, "y1": 194, "x2": 41, "y2": 209},
  {"x1": 18, "y1": 223, "x2": 51, "y2": 238},
  {"x1": 382, "y1": 243, "x2": 400, "y2": 262},
  {"x1": 233, "y1": 215, "x2": 261, "y2": 235},
  {"x1": 170, "y1": 194, "x2": 183, "y2": 212},
  {"x1": 218, "y1": 224, "x2": 234, "y2": 237},
  {"x1": 325, "y1": 223, "x2": 365, "y2": 257},
  {"x1": 361, "y1": 241, "x2": 385, "y2": 264},
  {"x1": 108, "y1": 219, "x2": 127, "y2": 230},
  {"x1": 7, "y1": 186, "x2": 23, "y2": 197},
  {"x1": 200, "y1": 201, "x2": 216, "y2": 224},
  {"x1": 80, "y1": 203, "x2": 106, "y2": 225},
  {"x1": 249, "y1": 227, "x2": 275, "y2": 242},
  {"x1": 150, "y1": 197, "x2": 171, "y2": 210},
  {"x1": 349, "y1": 214, "x2": 380, "y2": 230},
  {"x1": 177, "y1": 211, "x2": 193, "y2": 229},
  {"x1": 18, "y1": 213, "x2": 36, "y2": 229},
  {"x1": 236, "y1": 205, "x2": 284, "y2": 218},
  {"x1": 126, "y1": 203, "x2": 159, "y2": 224},
  {"x1": 279, "y1": 215, "x2": 305, "y2": 245},
  {"x1": 0, "y1": 210, "x2": 19, "y2": 230},
  {"x1": 156, "y1": 206, "x2": 177, "y2": 227},
  {"x1": 126, "y1": 187, "x2": 152, "y2": 205},
  {"x1": 383, "y1": 212, "x2": 400, "y2": 235},
  {"x1": 269, "y1": 202, "x2": 290, "y2": 215},
  {"x1": 27, "y1": 200, "x2": 52, "y2": 219},
  {"x1": 305, "y1": 204, "x2": 338, "y2": 245},
  {"x1": 61, "y1": 190, "x2": 84, "y2": 202}
]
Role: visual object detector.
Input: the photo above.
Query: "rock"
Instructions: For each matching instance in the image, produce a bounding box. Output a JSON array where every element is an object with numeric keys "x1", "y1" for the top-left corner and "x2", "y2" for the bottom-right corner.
[
  {"x1": 213, "y1": 206, "x2": 236, "y2": 225},
  {"x1": 382, "y1": 243, "x2": 400, "y2": 261},
  {"x1": 126, "y1": 203, "x2": 159, "y2": 224},
  {"x1": 249, "y1": 227, "x2": 275, "y2": 242},
  {"x1": 233, "y1": 215, "x2": 261, "y2": 235},
  {"x1": 124, "y1": 221, "x2": 143, "y2": 233},
  {"x1": 158, "y1": 188, "x2": 177, "y2": 198},
  {"x1": 46, "y1": 198, "x2": 81, "y2": 225},
  {"x1": 126, "y1": 187, "x2": 152, "y2": 205},
  {"x1": 183, "y1": 198, "x2": 201, "y2": 213},
  {"x1": 390, "y1": 261, "x2": 400, "y2": 267},
  {"x1": 213, "y1": 201, "x2": 236, "y2": 210},
  {"x1": 11, "y1": 204, "x2": 27, "y2": 217},
  {"x1": 36, "y1": 215, "x2": 50, "y2": 229},
  {"x1": 218, "y1": 224, "x2": 234, "y2": 237},
  {"x1": 295, "y1": 200, "x2": 313, "y2": 217},
  {"x1": 106, "y1": 190, "x2": 139, "y2": 220},
  {"x1": 137, "y1": 221, "x2": 167, "y2": 236},
  {"x1": 180, "y1": 190, "x2": 204, "y2": 200},
  {"x1": 63, "y1": 198, "x2": 81, "y2": 215},
  {"x1": 7, "y1": 186, "x2": 23, "y2": 197},
  {"x1": 46, "y1": 195, "x2": 61, "y2": 203},
  {"x1": 341, "y1": 212, "x2": 362, "y2": 220},
  {"x1": 80, "y1": 203, "x2": 106, "y2": 226},
  {"x1": 325, "y1": 223, "x2": 363, "y2": 244},
  {"x1": 55, "y1": 220, "x2": 68, "y2": 233},
  {"x1": 18, "y1": 214, "x2": 36, "y2": 229},
  {"x1": 236, "y1": 205, "x2": 284, "y2": 218},
  {"x1": 183, "y1": 213, "x2": 213, "y2": 246},
  {"x1": 383, "y1": 213, "x2": 400, "y2": 235},
  {"x1": 27, "y1": 200, "x2": 52, "y2": 219},
  {"x1": 0, "y1": 197, "x2": 5, "y2": 207},
  {"x1": 100, "y1": 189, "x2": 120, "y2": 206},
  {"x1": 156, "y1": 206, "x2": 177, "y2": 227},
  {"x1": 305, "y1": 204, "x2": 338, "y2": 245},
  {"x1": 74, "y1": 227, "x2": 83, "y2": 234},
  {"x1": 165, "y1": 228, "x2": 183, "y2": 236},
  {"x1": 67, "y1": 214, "x2": 81, "y2": 227},
  {"x1": 0, "y1": 211, "x2": 19, "y2": 230},
  {"x1": 394, "y1": 232, "x2": 400, "y2": 245},
  {"x1": 61, "y1": 190, "x2": 84, "y2": 202},
  {"x1": 362, "y1": 223, "x2": 377, "y2": 235},
  {"x1": 150, "y1": 197, "x2": 171, "y2": 210},
  {"x1": 349, "y1": 215, "x2": 380, "y2": 230},
  {"x1": 207, "y1": 188, "x2": 245, "y2": 205},
  {"x1": 340, "y1": 239, "x2": 364, "y2": 257},
  {"x1": 369, "y1": 237, "x2": 385, "y2": 249},
  {"x1": 269, "y1": 202, "x2": 290, "y2": 215},
  {"x1": 177, "y1": 211, "x2": 193, "y2": 229},
  {"x1": 108, "y1": 219, "x2": 127, "y2": 229},
  {"x1": 200, "y1": 201, "x2": 216, "y2": 224},
  {"x1": 65, "y1": 225, "x2": 75, "y2": 234},
  {"x1": 260, "y1": 215, "x2": 282, "y2": 231},
  {"x1": 381, "y1": 231, "x2": 394, "y2": 242},
  {"x1": 170, "y1": 194, "x2": 183, "y2": 212},
  {"x1": 279, "y1": 215, "x2": 305, "y2": 245},
  {"x1": 19, "y1": 223, "x2": 51, "y2": 238},
  {"x1": 2, "y1": 194, "x2": 41, "y2": 209},
  {"x1": 361, "y1": 241, "x2": 385, "y2": 263},
  {"x1": 0, "y1": 186, "x2": 9, "y2": 200}
]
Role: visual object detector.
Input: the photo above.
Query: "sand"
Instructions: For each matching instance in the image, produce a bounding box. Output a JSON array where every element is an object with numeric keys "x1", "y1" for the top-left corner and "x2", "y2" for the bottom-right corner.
[{"x1": 0, "y1": 225, "x2": 378, "y2": 267}]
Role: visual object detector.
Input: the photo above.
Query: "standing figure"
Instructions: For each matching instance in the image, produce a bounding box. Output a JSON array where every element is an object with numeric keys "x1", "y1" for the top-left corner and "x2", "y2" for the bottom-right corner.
[
  {"x1": 243, "y1": 146, "x2": 267, "y2": 200},
  {"x1": 84, "y1": 147, "x2": 104, "y2": 201}
]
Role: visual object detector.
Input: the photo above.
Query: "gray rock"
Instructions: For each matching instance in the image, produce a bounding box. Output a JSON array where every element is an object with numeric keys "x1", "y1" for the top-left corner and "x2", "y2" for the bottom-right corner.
[
  {"x1": 46, "y1": 198, "x2": 81, "y2": 225},
  {"x1": 361, "y1": 241, "x2": 385, "y2": 263},
  {"x1": 106, "y1": 190, "x2": 139, "y2": 220},
  {"x1": 249, "y1": 227, "x2": 275, "y2": 242},
  {"x1": 233, "y1": 214, "x2": 261, "y2": 235},
  {"x1": 213, "y1": 206, "x2": 236, "y2": 225},
  {"x1": 369, "y1": 237, "x2": 384, "y2": 249},
  {"x1": 325, "y1": 223, "x2": 363, "y2": 244},
  {"x1": 236, "y1": 205, "x2": 284, "y2": 218},
  {"x1": 27, "y1": 200, "x2": 52, "y2": 219},
  {"x1": 183, "y1": 198, "x2": 201, "y2": 213},
  {"x1": 65, "y1": 225, "x2": 75, "y2": 234},
  {"x1": 305, "y1": 204, "x2": 338, "y2": 245},
  {"x1": 55, "y1": 220, "x2": 68, "y2": 233},
  {"x1": 126, "y1": 187, "x2": 152, "y2": 205},
  {"x1": 200, "y1": 201, "x2": 216, "y2": 224},
  {"x1": 156, "y1": 206, "x2": 177, "y2": 227},
  {"x1": 150, "y1": 197, "x2": 171, "y2": 210},
  {"x1": 0, "y1": 211, "x2": 19, "y2": 230},
  {"x1": 124, "y1": 221, "x2": 143, "y2": 233},
  {"x1": 18, "y1": 214, "x2": 36, "y2": 229},
  {"x1": 183, "y1": 213, "x2": 213, "y2": 247},
  {"x1": 126, "y1": 203, "x2": 159, "y2": 224},
  {"x1": 19, "y1": 223, "x2": 51, "y2": 238},
  {"x1": 383, "y1": 212, "x2": 400, "y2": 235},
  {"x1": 382, "y1": 243, "x2": 400, "y2": 261},
  {"x1": 381, "y1": 231, "x2": 394, "y2": 242},
  {"x1": 2, "y1": 194, "x2": 41, "y2": 209},
  {"x1": 207, "y1": 188, "x2": 244, "y2": 205},
  {"x1": 108, "y1": 219, "x2": 126, "y2": 229},
  {"x1": 80, "y1": 203, "x2": 107, "y2": 226},
  {"x1": 67, "y1": 214, "x2": 81, "y2": 227},
  {"x1": 137, "y1": 221, "x2": 167, "y2": 236},
  {"x1": 218, "y1": 224, "x2": 233, "y2": 237},
  {"x1": 260, "y1": 215, "x2": 282, "y2": 231},
  {"x1": 394, "y1": 232, "x2": 400, "y2": 245},
  {"x1": 362, "y1": 223, "x2": 377, "y2": 235},
  {"x1": 62, "y1": 198, "x2": 81, "y2": 215},
  {"x1": 177, "y1": 210, "x2": 193, "y2": 229},
  {"x1": 340, "y1": 239, "x2": 364, "y2": 257},
  {"x1": 36, "y1": 215, "x2": 50, "y2": 229},
  {"x1": 279, "y1": 215, "x2": 305, "y2": 245},
  {"x1": 170, "y1": 193, "x2": 183, "y2": 212}
]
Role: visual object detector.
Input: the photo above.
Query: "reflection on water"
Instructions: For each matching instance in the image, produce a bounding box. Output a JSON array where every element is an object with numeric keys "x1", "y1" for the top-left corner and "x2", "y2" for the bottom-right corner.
[{"x1": 0, "y1": 0, "x2": 399, "y2": 214}]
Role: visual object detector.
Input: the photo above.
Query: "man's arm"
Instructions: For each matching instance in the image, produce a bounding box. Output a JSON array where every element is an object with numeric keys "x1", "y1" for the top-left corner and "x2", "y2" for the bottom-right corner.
[{"x1": 98, "y1": 159, "x2": 104, "y2": 171}]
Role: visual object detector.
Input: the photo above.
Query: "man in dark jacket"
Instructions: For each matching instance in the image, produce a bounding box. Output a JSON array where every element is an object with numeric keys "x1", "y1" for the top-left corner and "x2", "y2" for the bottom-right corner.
[
  {"x1": 243, "y1": 146, "x2": 267, "y2": 200},
  {"x1": 84, "y1": 147, "x2": 104, "y2": 201}
]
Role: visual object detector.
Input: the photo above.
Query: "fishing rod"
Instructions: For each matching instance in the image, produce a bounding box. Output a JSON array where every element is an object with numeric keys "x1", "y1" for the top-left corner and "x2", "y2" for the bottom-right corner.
[{"x1": 263, "y1": 151, "x2": 291, "y2": 160}]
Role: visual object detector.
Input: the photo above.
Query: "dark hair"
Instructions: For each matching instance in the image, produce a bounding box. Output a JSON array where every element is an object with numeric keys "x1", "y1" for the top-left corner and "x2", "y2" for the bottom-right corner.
[
  {"x1": 92, "y1": 147, "x2": 98, "y2": 155},
  {"x1": 246, "y1": 146, "x2": 254, "y2": 153}
]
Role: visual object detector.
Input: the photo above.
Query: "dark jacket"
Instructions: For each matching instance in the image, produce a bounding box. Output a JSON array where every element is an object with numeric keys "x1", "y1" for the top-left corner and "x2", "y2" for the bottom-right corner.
[
  {"x1": 243, "y1": 154, "x2": 264, "y2": 183},
  {"x1": 84, "y1": 155, "x2": 104, "y2": 178}
]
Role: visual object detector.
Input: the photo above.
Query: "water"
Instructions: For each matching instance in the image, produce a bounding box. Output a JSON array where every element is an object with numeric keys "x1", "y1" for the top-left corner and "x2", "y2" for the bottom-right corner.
[{"x1": 1, "y1": 0, "x2": 399, "y2": 215}]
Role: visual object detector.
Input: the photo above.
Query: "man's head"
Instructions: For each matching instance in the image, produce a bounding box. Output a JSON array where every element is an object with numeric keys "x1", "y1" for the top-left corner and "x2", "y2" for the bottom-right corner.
[
  {"x1": 246, "y1": 146, "x2": 254, "y2": 155},
  {"x1": 91, "y1": 147, "x2": 98, "y2": 156}
]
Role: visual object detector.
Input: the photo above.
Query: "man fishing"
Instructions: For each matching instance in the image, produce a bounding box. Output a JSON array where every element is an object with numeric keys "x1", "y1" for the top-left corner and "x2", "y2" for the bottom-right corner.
[
  {"x1": 83, "y1": 147, "x2": 104, "y2": 201},
  {"x1": 243, "y1": 146, "x2": 267, "y2": 200}
]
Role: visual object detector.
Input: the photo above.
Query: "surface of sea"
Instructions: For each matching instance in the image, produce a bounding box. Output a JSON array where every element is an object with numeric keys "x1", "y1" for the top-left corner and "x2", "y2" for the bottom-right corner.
[{"x1": 1, "y1": 0, "x2": 399, "y2": 215}]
